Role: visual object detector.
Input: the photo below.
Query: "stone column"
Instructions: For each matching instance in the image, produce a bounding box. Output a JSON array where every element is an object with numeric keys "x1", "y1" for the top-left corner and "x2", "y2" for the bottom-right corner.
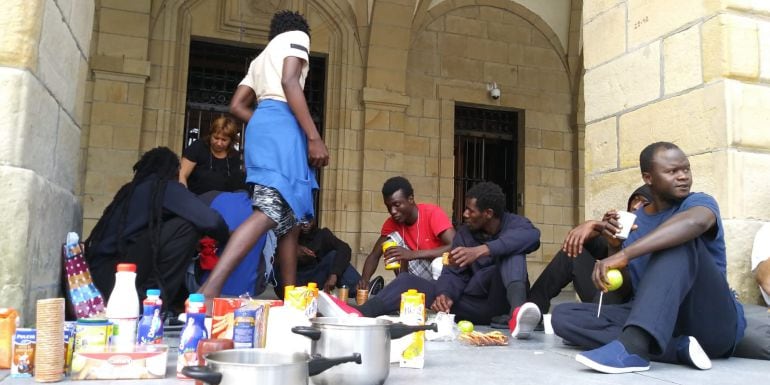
[
  {"x1": 81, "y1": 1, "x2": 151, "y2": 234},
  {"x1": 0, "y1": 0, "x2": 94, "y2": 322},
  {"x1": 582, "y1": 0, "x2": 770, "y2": 302}
]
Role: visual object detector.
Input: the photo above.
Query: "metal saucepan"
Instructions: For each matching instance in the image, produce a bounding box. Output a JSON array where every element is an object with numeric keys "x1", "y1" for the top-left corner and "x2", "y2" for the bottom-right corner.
[
  {"x1": 292, "y1": 317, "x2": 437, "y2": 385},
  {"x1": 181, "y1": 348, "x2": 361, "y2": 385}
]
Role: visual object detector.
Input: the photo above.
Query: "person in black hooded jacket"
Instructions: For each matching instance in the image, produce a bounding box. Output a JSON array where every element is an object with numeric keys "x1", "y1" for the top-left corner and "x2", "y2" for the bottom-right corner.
[{"x1": 85, "y1": 147, "x2": 230, "y2": 307}]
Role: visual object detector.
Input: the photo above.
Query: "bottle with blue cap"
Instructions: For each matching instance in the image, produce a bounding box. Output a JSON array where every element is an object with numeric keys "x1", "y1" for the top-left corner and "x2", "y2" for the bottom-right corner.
[
  {"x1": 177, "y1": 293, "x2": 208, "y2": 378},
  {"x1": 136, "y1": 289, "x2": 164, "y2": 345}
]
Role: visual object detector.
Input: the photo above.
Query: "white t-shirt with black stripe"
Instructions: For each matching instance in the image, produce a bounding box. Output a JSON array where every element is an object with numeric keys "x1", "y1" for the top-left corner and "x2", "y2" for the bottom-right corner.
[{"x1": 239, "y1": 30, "x2": 310, "y2": 102}]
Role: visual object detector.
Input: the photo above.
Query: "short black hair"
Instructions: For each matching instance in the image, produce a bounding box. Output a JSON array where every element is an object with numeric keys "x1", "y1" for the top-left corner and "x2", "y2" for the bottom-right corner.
[
  {"x1": 466, "y1": 182, "x2": 506, "y2": 218},
  {"x1": 269, "y1": 10, "x2": 310, "y2": 40},
  {"x1": 382, "y1": 176, "x2": 414, "y2": 199},
  {"x1": 639, "y1": 142, "x2": 682, "y2": 173}
]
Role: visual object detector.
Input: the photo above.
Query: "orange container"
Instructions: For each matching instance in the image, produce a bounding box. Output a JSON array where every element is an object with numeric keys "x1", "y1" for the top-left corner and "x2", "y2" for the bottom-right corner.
[{"x1": 0, "y1": 308, "x2": 19, "y2": 369}]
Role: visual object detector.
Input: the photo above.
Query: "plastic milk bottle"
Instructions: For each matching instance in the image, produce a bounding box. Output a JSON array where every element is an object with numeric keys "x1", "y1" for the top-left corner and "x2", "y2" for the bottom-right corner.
[{"x1": 106, "y1": 263, "x2": 139, "y2": 349}]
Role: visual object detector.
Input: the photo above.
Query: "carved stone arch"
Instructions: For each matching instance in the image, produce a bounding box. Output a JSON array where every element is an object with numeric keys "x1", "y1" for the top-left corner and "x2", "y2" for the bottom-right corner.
[
  {"x1": 412, "y1": 0, "x2": 569, "y2": 77},
  {"x1": 146, "y1": 0, "x2": 361, "y2": 151}
]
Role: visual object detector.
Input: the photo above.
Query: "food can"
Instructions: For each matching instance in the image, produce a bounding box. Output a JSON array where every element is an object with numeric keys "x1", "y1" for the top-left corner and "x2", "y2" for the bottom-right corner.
[
  {"x1": 356, "y1": 289, "x2": 369, "y2": 305},
  {"x1": 232, "y1": 308, "x2": 256, "y2": 349},
  {"x1": 74, "y1": 319, "x2": 112, "y2": 353},
  {"x1": 337, "y1": 286, "x2": 349, "y2": 303}
]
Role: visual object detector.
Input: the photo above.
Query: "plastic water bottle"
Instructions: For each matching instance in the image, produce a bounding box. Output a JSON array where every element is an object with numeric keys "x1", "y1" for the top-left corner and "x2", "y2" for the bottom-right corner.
[
  {"x1": 106, "y1": 263, "x2": 139, "y2": 349},
  {"x1": 136, "y1": 289, "x2": 163, "y2": 344},
  {"x1": 177, "y1": 293, "x2": 208, "y2": 378}
]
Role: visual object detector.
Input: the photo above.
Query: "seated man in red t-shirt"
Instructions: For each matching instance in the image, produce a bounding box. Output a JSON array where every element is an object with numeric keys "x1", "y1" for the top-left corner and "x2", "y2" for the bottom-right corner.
[
  {"x1": 355, "y1": 182, "x2": 540, "y2": 329},
  {"x1": 357, "y1": 176, "x2": 455, "y2": 293}
]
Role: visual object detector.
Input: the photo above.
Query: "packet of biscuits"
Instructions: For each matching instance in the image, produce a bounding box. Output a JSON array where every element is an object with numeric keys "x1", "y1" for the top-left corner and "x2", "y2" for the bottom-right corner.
[{"x1": 457, "y1": 330, "x2": 508, "y2": 346}]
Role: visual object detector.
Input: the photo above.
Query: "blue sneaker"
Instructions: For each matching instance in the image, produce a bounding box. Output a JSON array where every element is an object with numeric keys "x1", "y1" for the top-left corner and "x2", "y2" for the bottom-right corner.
[
  {"x1": 576, "y1": 340, "x2": 650, "y2": 374},
  {"x1": 676, "y1": 336, "x2": 711, "y2": 370}
]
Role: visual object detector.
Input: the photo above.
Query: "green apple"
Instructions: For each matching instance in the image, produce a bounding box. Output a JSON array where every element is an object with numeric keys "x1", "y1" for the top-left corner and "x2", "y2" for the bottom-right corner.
[
  {"x1": 457, "y1": 320, "x2": 474, "y2": 333},
  {"x1": 606, "y1": 269, "x2": 623, "y2": 292}
]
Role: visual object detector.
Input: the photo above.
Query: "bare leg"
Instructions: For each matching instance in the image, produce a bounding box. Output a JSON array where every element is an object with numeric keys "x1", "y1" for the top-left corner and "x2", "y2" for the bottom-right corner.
[
  {"x1": 276, "y1": 226, "x2": 300, "y2": 291},
  {"x1": 199, "y1": 210, "x2": 275, "y2": 298}
]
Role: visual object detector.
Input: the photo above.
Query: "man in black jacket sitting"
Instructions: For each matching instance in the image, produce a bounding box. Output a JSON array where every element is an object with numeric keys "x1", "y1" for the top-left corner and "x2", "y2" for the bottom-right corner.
[{"x1": 86, "y1": 147, "x2": 230, "y2": 306}]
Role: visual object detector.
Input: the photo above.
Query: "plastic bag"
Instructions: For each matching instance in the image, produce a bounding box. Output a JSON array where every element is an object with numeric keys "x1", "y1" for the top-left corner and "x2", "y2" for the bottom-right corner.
[
  {"x1": 63, "y1": 232, "x2": 106, "y2": 319},
  {"x1": 426, "y1": 312, "x2": 456, "y2": 341}
]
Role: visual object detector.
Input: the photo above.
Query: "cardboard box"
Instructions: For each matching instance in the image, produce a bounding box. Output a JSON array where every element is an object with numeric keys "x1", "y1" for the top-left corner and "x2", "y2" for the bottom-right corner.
[
  {"x1": 211, "y1": 298, "x2": 274, "y2": 347},
  {"x1": 69, "y1": 345, "x2": 168, "y2": 380}
]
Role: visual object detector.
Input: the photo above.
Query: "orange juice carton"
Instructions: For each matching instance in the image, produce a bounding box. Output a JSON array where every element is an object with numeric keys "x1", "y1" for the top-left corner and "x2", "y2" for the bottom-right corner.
[
  {"x1": 0, "y1": 307, "x2": 19, "y2": 369},
  {"x1": 399, "y1": 289, "x2": 425, "y2": 369}
]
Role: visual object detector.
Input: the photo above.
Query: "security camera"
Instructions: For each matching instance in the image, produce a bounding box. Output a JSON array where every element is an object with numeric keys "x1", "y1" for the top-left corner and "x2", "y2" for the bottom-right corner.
[
  {"x1": 490, "y1": 87, "x2": 501, "y2": 100},
  {"x1": 487, "y1": 82, "x2": 500, "y2": 100}
]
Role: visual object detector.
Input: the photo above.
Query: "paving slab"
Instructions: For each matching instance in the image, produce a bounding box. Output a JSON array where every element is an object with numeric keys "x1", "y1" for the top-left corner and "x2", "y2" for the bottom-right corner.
[{"x1": 2, "y1": 329, "x2": 767, "y2": 385}]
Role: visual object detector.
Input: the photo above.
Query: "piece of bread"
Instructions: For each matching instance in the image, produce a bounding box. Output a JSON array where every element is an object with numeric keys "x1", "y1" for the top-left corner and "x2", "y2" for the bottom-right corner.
[{"x1": 458, "y1": 330, "x2": 509, "y2": 346}]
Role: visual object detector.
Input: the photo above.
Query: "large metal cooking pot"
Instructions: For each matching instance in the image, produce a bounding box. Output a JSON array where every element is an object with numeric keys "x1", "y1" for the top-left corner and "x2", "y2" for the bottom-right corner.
[
  {"x1": 181, "y1": 349, "x2": 361, "y2": 385},
  {"x1": 292, "y1": 317, "x2": 437, "y2": 385}
]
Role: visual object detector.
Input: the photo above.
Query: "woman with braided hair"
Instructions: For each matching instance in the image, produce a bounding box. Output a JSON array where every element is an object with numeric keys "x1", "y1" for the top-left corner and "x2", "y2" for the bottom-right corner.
[{"x1": 86, "y1": 147, "x2": 230, "y2": 307}]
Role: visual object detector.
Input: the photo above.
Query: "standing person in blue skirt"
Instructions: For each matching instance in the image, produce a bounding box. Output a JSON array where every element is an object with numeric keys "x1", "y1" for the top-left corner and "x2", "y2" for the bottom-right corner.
[
  {"x1": 198, "y1": 10, "x2": 329, "y2": 301},
  {"x1": 552, "y1": 142, "x2": 746, "y2": 373}
]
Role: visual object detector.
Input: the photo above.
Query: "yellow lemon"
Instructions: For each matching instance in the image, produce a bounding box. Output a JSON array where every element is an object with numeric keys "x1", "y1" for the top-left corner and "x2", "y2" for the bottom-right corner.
[
  {"x1": 606, "y1": 269, "x2": 623, "y2": 292},
  {"x1": 457, "y1": 320, "x2": 474, "y2": 333}
]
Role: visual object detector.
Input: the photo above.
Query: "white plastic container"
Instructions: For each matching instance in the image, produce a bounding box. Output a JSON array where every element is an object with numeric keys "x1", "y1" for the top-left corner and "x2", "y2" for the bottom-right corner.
[
  {"x1": 106, "y1": 263, "x2": 139, "y2": 349},
  {"x1": 264, "y1": 306, "x2": 310, "y2": 354}
]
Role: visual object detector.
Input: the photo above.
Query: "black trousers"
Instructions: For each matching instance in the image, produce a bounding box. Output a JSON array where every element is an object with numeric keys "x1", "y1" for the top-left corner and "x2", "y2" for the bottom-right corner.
[
  {"x1": 90, "y1": 217, "x2": 200, "y2": 307},
  {"x1": 529, "y1": 249, "x2": 632, "y2": 314},
  {"x1": 551, "y1": 238, "x2": 742, "y2": 362}
]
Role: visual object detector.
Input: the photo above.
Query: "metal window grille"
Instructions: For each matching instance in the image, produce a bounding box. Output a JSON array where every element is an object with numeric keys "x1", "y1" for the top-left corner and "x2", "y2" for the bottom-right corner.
[{"x1": 453, "y1": 105, "x2": 519, "y2": 224}]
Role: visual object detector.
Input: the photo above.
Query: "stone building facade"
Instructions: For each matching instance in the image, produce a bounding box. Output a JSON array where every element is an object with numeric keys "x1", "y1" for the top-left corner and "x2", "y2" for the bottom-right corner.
[{"x1": 0, "y1": 0, "x2": 767, "y2": 322}]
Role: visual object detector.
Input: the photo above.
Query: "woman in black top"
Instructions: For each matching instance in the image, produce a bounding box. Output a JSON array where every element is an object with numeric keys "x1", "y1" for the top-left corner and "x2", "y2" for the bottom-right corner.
[{"x1": 179, "y1": 117, "x2": 245, "y2": 195}]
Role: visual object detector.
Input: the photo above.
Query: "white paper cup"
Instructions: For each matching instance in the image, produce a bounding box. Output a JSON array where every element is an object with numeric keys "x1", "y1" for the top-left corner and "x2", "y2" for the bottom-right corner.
[
  {"x1": 543, "y1": 314, "x2": 554, "y2": 335},
  {"x1": 615, "y1": 211, "x2": 637, "y2": 240}
]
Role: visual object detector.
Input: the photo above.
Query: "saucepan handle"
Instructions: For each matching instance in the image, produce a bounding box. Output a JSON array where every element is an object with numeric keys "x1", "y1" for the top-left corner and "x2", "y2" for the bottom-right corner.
[
  {"x1": 307, "y1": 353, "x2": 362, "y2": 376},
  {"x1": 291, "y1": 326, "x2": 322, "y2": 341},
  {"x1": 181, "y1": 365, "x2": 223, "y2": 385},
  {"x1": 388, "y1": 322, "x2": 438, "y2": 340}
]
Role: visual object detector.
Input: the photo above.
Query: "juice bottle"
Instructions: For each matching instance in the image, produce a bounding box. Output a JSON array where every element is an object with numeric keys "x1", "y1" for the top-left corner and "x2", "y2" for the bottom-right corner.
[
  {"x1": 177, "y1": 294, "x2": 208, "y2": 378},
  {"x1": 0, "y1": 308, "x2": 19, "y2": 368},
  {"x1": 106, "y1": 263, "x2": 139, "y2": 350},
  {"x1": 399, "y1": 289, "x2": 425, "y2": 369},
  {"x1": 136, "y1": 289, "x2": 164, "y2": 345},
  {"x1": 382, "y1": 239, "x2": 400, "y2": 270}
]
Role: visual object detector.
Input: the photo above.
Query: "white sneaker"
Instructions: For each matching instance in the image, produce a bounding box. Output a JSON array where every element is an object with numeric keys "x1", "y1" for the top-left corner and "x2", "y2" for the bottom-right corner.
[
  {"x1": 677, "y1": 336, "x2": 712, "y2": 370},
  {"x1": 509, "y1": 302, "x2": 541, "y2": 339}
]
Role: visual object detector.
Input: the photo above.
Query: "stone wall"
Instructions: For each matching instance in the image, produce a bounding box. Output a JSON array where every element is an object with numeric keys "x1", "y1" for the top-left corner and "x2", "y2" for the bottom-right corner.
[
  {"x1": 0, "y1": 0, "x2": 93, "y2": 324},
  {"x1": 78, "y1": 0, "x2": 582, "y2": 282},
  {"x1": 398, "y1": 4, "x2": 576, "y2": 269},
  {"x1": 582, "y1": 0, "x2": 770, "y2": 303}
]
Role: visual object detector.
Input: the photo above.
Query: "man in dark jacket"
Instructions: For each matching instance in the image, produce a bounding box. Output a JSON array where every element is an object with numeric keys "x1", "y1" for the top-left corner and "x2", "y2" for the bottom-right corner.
[
  {"x1": 431, "y1": 182, "x2": 541, "y2": 338},
  {"x1": 355, "y1": 182, "x2": 540, "y2": 337},
  {"x1": 86, "y1": 147, "x2": 230, "y2": 306}
]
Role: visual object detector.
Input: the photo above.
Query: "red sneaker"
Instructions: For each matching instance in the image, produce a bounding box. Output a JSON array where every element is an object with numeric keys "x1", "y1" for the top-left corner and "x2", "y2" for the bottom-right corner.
[{"x1": 508, "y1": 302, "x2": 541, "y2": 339}]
